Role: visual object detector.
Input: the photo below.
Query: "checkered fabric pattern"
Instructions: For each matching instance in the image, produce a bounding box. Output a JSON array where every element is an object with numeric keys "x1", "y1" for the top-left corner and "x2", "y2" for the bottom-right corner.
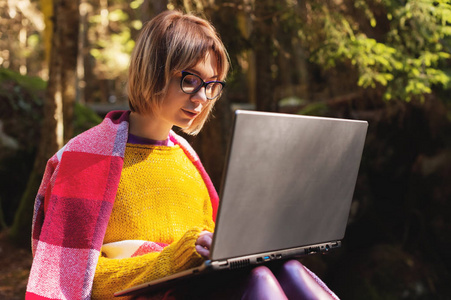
[{"x1": 26, "y1": 110, "x2": 219, "y2": 300}]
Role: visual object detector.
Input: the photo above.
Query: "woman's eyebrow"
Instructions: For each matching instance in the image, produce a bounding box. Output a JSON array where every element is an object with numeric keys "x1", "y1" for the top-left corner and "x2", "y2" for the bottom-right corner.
[{"x1": 186, "y1": 69, "x2": 219, "y2": 80}]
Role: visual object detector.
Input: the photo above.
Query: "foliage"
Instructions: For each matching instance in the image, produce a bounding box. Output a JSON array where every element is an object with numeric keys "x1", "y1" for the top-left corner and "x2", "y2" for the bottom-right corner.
[
  {"x1": 0, "y1": 68, "x2": 46, "y2": 93},
  {"x1": 0, "y1": 68, "x2": 102, "y2": 229},
  {"x1": 303, "y1": 0, "x2": 451, "y2": 102},
  {"x1": 0, "y1": 68, "x2": 45, "y2": 125},
  {"x1": 88, "y1": 2, "x2": 141, "y2": 80},
  {"x1": 0, "y1": 0, "x2": 45, "y2": 77},
  {"x1": 0, "y1": 0, "x2": 450, "y2": 298},
  {"x1": 73, "y1": 101, "x2": 102, "y2": 136},
  {"x1": 0, "y1": 68, "x2": 45, "y2": 228},
  {"x1": 0, "y1": 68, "x2": 45, "y2": 140}
]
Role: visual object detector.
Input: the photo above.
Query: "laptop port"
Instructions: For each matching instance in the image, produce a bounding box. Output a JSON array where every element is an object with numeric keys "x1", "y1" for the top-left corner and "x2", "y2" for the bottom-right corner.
[
  {"x1": 218, "y1": 261, "x2": 228, "y2": 267},
  {"x1": 306, "y1": 247, "x2": 320, "y2": 254},
  {"x1": 257, "y1": 255, "x2": 272, "y2": 263}
]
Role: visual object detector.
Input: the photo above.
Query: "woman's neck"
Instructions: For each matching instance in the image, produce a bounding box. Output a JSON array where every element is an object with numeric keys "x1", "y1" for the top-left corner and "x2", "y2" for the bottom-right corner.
[{"x1": 129, "y1": 111, "x2": 171, "y2": 141}]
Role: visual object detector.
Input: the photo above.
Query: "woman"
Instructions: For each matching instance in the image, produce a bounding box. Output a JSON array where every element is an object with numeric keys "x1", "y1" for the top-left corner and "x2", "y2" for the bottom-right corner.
[{"x1": 26, "y1": 10, "x2": 338, "y2": 300}]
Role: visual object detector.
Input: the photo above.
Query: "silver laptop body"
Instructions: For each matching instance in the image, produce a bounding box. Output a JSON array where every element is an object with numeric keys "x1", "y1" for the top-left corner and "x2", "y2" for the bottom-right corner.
[{"x1": 115, "y1": 110, "x2": 368, "y2": 297}]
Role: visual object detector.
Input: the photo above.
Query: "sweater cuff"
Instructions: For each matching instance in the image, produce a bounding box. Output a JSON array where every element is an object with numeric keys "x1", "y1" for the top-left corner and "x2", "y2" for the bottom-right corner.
[{"x1": 170, "y1": 227, "x2": 205, "y2": 272}]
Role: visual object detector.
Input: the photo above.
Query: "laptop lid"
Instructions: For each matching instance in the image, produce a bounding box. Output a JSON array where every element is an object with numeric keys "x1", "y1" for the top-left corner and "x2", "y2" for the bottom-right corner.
[{"x1": 210, "y1": 110, "x2": 368, "y2": 261}]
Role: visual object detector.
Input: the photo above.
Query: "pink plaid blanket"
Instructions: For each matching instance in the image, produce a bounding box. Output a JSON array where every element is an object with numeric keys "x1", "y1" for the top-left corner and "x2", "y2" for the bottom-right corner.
[{"x1": 26, "y1": 110, "x2": 219, "y2": 300}]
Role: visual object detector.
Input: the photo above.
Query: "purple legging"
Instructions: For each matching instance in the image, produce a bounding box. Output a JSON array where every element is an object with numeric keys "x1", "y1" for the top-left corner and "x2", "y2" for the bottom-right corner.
[
  {"x1": 242, "y1": 260, "x2": 337, "y2": 300},
  {"x1": 135, "y1": 260, "x2": 338, "y2": 299}
]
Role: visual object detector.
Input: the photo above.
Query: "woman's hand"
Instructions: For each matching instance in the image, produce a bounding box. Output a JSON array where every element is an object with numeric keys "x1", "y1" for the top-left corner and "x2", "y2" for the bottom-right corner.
[{"x1": 195, "y1": 230, "x2": 213, "y2": 259}]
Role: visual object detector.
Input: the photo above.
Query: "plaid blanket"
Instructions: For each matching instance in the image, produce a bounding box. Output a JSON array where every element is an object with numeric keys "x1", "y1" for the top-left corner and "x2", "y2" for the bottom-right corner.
[{"x1": 26, "y1": 110, "x2": 219, "y2": 300}]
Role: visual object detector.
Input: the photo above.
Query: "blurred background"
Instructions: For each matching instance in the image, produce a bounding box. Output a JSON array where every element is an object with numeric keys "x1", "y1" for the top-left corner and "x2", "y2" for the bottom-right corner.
[{"x1": 0, "y1": 0, "x2": 450, "y2": 299}]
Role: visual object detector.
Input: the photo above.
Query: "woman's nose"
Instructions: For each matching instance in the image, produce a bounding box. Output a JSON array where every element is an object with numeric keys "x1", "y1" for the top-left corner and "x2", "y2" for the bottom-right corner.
[{"x1": 190, "y1": 87, "x2": 208, "y2": 103}]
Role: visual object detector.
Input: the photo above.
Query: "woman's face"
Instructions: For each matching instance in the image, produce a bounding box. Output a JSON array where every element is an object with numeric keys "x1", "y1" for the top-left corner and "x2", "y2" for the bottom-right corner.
[{"x1": 157, "y1": 51, "x2": 218, "y2": 133}]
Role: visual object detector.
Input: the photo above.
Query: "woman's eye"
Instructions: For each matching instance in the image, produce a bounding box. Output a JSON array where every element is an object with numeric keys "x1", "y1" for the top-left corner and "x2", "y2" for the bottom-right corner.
[{"x1": 185, "y1": 76, "x2": 200, "y2": 86}]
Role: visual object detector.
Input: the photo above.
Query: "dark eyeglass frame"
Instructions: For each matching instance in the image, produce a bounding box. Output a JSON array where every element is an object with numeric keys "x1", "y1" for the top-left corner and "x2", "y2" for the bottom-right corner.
[{"x1": 180, "y1": 71, "x2": 226, "y2": 100}]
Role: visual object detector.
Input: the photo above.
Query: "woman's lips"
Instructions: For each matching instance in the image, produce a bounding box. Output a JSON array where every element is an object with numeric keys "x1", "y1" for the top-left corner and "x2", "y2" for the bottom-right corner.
[{"x1": 182, "y1": 109, "x2": 199, "y2": 119}]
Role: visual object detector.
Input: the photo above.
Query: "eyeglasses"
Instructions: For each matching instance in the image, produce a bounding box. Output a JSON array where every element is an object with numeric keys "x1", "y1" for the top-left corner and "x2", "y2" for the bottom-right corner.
[{"x1": 180, "y1": 71, "x2": 225, "y2": 100}]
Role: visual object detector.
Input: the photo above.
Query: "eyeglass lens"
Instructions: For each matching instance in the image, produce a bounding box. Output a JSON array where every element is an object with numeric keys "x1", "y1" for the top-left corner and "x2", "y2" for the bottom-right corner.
[{"x1": 181, "y1": 73, "x2": 223, "y2": 100}]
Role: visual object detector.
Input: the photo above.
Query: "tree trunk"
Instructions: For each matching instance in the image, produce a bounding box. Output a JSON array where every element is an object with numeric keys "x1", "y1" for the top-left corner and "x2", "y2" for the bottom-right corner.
[
  {"x1": 61, "y1": 0, "x2": 80, "y2": 142},
  {"x1": 188, "y1": 1, "x2": 239, "y2": 188},
  {"x1": 9, "y1": 0, "x2": 80, "y2": 246},
  {"x1": 0, "y1": 196, "x2": 6, "y2": 230},
  {"x1": 191, "y1": 94, "x2": 233, "y2": 189},
  {"x1": 40, "y1": 0, "x2": 54, "y2": 79},
  {"x1": 140, "y1": 0, "x2": 167, "y2": 21},
  {"x1": 253, "y1": 0, "x2": 277, "y2": 112}
]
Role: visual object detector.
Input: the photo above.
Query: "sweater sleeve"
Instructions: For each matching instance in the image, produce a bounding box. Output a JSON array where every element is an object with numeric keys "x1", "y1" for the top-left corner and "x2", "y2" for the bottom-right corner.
[{"x1": 92, "y1": 227, "x2": 205, "y2": 299}]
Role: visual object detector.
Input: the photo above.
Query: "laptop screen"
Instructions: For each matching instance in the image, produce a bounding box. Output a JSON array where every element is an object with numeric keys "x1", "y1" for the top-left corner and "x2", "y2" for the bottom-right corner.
[{"x1": 211, "y1": 111, "x2": 368, "y2": 261}]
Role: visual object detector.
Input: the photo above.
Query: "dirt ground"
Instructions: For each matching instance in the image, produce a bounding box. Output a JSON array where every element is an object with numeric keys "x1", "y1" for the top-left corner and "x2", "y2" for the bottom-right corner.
[{"x1": 0, "y1": 232, "x2": 32, "y2": 299}]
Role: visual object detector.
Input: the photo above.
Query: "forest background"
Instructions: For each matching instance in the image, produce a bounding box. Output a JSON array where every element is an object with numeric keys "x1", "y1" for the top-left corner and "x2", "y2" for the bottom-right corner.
[{"x1": 1, "y1": 0, "x2": 450, "y2": 299}]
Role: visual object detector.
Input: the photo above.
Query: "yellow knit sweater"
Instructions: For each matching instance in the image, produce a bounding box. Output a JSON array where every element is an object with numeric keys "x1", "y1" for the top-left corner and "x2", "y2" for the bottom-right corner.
[{"x1": 92, "y1": 144, "x2": 215, "y2": 299}]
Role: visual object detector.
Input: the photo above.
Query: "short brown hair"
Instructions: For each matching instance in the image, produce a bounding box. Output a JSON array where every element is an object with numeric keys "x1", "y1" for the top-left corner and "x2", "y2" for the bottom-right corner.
[{"x1": 127, "y1": 10, "x2": 230, "y2": 134}]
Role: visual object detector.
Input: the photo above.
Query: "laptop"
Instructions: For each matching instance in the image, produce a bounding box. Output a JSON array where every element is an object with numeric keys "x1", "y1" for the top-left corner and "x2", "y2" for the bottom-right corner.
[{"x1": 115, "y1": 110, "x2": 368, "y2": 297}]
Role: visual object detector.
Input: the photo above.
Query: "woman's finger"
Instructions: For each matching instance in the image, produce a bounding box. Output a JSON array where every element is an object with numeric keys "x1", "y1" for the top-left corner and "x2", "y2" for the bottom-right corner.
[
  {"x1": 195, "y1": 245, "x2": 210, "y2": 258},
  {"x1": 196, "y1": 231, "x2": 213, "y2": 248},
  {"x1": 196, "y1": 231, "x2": 213, "y2": 258}
]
